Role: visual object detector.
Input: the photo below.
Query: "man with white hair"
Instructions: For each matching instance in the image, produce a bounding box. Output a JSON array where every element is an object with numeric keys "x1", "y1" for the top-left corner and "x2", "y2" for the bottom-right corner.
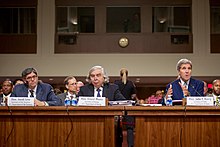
[
  {"x1": 162, "y1": 58, "x2": 204, "y2": 104},
  {"x1": 78, "y1": 65, "x2": 125, "y2": 101}
]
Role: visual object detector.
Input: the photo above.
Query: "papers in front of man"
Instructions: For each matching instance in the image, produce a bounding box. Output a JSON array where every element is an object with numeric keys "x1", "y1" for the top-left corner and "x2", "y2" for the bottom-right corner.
[
  {"x1": 108, "y1": 100, "x2": 135, "y2": 106},
  {"x1": 78, "y1": 96, "x2": 106, "y2": 106},
  {"x1": 8, "y1": 97, "x2": 34, "y2": 106},
  {"x1": 139, "y1": 104, "x2": 162, "y2": 106},
  {"x1": 186, "y1": 96, "x2": 214, "y2": 106}
]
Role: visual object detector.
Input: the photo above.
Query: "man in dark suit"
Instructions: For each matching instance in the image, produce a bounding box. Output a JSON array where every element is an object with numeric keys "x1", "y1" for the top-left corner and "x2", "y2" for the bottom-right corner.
[
  {"x1": 0, "y1": 79, "x2": 13, "y2": 105},
  {"x1": 212, "y1": 79, "x2": 220, "y2": 105},
  {"x1": 114, "y1": 68, "x2": 136, "y2": 147},
  {"x1": 11, "y1": 67, "x2": 61, "y2": 106},
  {"x1": 78, "y1": 65, "x2": 125, "y2": 101},
  {"x1": 162, "y1": 59, "x2": 204, "y2": 105},
  {"x1": 57, "y1": 76, "x2": 77, "y2": 105}
]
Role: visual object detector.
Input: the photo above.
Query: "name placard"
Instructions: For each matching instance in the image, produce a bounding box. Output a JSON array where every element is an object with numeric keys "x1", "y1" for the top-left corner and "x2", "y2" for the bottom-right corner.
[
  {"x1": 78, "y1": 96, "x2": 106, "y2": 106},
  {"x1": 186, "y1": 97, "x2": 214, "y2": 106},
  {"x1": 8, "y1": 97, "x2": 35, "y2": 106}
]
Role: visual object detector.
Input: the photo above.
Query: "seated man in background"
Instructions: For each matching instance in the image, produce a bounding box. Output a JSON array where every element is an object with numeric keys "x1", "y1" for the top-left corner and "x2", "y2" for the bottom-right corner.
[
  {"x1": 57, "y1": 76, "x2": 77, "y2": 105},
  {"x1": 13, "y1": 78, "x2": 24, "y2": 86},
  {"x1": 11, "y1": 67, "x2": 61, "y2": 106},
  {"x1": 76, "y1": 81, "x2": 84, "y2": 94},
  {"x1": 203, "y1": 81, "x2": 209, "y2": 96},
  {"x1": 162, "y1": 58, "x2": 204, "y2": 105},
  {"x1": 78, "y1": 65, "x2": 125, "y2": 101},
  {"x1": 156, "y1": 90, "x2": 163, "y2": 104},
  {"x1": 212, "y1": 79, "x2": 220, "y2": 105},
  {"x1": 0, "y1": 79, "x2": 13, "y2": 105}
]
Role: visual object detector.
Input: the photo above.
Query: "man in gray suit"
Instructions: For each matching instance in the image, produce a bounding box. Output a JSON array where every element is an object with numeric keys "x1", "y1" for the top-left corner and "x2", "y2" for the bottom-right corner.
[
  {"x1": 57, "y1": 76, "x2": 77, "y2": 105},
  {"x1": 11, "y1": 67, "x2": 61, "y2": 106}
]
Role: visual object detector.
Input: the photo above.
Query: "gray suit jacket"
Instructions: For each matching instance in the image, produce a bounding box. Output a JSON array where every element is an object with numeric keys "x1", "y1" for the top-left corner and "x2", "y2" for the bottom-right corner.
[
  {"x1": 78, "y1": 83, "x2": 125, "y2": 101},
  {"x1": 11, "y1": 82, "x2": 62, "y2": 106},
  {"x1": 57, "y1": 92, "x2": 68, "y2": 106}
]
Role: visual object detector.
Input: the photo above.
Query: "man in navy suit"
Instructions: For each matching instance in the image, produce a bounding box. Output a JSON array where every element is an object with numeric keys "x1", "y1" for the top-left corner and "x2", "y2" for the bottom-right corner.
[
  {"x1": 11, "y1": 67, "x2": 61, "y2": 106},
  {"x1": 162, "y1": 59, "x2": 204, "y2": 105},
  {"x1": 78, "y1": 65, "x2": 125, "y2": 101}
]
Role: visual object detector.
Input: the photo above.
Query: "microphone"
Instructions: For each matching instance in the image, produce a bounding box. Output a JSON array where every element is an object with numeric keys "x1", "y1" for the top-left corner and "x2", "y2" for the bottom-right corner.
[
  {"x1": 189, "y1": 84, "x2": 202, "y2": 96},
  {"x1": 3, "y1": 98, "x2": 15, "y2": 147}
]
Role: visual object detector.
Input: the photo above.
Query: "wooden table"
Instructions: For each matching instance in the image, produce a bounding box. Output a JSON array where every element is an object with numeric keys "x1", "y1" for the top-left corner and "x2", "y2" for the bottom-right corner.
[
  {"x1": 0, "y1": 106, "x2": 124, "y2": 147},
  {"x1": 125, "y1": 106, "x2": 220, "y2": 147}
]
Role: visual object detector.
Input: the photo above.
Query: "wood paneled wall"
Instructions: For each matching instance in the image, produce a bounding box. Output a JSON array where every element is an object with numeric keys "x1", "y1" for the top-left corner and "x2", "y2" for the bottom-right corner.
[{"x1": 0, "y1": 35, "x2": 37, "y2": 54}]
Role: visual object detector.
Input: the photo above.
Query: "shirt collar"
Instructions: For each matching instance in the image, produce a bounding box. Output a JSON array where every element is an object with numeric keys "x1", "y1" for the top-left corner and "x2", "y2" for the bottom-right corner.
[
  {"x1": 180, "y1": 78, "x2": 190, "y2": 86},
  {"x1": 3, "y1": 93, "x2": 11, "y2": 97},
  {"x1": 29, "y1": 86, "x2": 37, "y2": 93}
]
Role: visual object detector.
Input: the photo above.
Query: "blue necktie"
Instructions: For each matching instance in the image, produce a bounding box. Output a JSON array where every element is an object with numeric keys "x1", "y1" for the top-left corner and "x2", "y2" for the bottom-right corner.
[{"x1": 97, "y1": 88, "x2": 101, "y2": 97}]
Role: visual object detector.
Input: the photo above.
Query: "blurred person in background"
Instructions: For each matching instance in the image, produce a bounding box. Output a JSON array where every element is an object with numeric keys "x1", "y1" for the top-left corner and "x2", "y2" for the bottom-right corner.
[
  {"x1": 0, "y1": 79, "x2": 13, "y2": 105},
  {"x1": 76, "y1": 81, "x2": 84, "y2": 94},
  {"x1": 212, "y1": 79, "x2": 220, "y2": 105}
]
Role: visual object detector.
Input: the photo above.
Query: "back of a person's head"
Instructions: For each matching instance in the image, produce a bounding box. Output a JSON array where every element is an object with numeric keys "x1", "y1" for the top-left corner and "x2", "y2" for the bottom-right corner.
[{"x1": 120, "y1": 68, "x2": 128, "y2": 84}]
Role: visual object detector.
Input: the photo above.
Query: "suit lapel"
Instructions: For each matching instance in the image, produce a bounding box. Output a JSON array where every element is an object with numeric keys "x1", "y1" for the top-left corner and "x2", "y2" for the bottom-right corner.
[
  {"x1": 103, "y1": 84, "x2": 109, "y2": 98},
  {"x1": 88, "y1": 84, "x2": 95, "y2": 96},
  {"x1": 188, "y1": 78, "x2": 194, "y2": 95},
  {"x1": 22, "y1": 85, "x2": 29, "y2": 97},
  {"x1": 36, "y1": 84, "x2": 43, "y2": 100}
]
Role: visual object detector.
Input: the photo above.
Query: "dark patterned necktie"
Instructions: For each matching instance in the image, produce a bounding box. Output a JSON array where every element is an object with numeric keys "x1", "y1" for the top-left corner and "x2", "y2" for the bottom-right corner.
[
  {"x1": 97, "y1": 88, "x2": 101, "y2": 97},
  {"x1": 30, "y1": 90, "x2": 34, "y2": 97}
]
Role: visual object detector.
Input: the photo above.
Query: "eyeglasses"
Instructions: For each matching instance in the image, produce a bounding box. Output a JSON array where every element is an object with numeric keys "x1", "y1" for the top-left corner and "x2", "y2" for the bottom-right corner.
[
  {"x1": 69, "y1": 83, "x2": 77, "y2": 86},
  {"x1": 26, "y1": 75, "x2": 37, "y2": 81}
]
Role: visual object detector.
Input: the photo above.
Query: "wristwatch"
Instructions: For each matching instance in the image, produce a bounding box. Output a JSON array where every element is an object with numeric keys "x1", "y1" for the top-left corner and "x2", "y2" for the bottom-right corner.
[{"x1": 118, "y1": 37, "x2": 129, "y2": 48}]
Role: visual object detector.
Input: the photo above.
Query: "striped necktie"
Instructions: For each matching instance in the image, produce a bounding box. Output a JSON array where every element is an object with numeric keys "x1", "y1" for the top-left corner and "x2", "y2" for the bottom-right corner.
[{"x1": 30, "y1": 90, "x2": 34, "y2": 97}]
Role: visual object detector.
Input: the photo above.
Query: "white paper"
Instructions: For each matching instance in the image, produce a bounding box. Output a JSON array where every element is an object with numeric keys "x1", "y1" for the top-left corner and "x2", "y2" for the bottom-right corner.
[
  {"x1": 78, "y1": 96, "x2": 106, "y2": 106},
  {"x1": 186, "y1": 96, "x2": 214, "y2": 106},
  {"x1": 8, "y1": 97, "x2": 34, "y2": 106}
]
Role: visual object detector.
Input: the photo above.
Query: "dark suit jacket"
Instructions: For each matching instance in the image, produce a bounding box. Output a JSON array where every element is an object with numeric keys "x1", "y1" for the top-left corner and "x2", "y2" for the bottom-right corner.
[
  {"x1": 57, "y1": 92, "x2": 68, "y2": 106},
  {"x1": 11, "y1": 82, "x2": 62, "y2": 106},
  {"x1": 0, "y1": 94, "x2": 3, "y2": 104},
  {"x1": 78, "y1": 83, "x2": 125, "y2": 101},
  {"x1": 162, "y1": 78, "x2": 204, "y2": 104}
]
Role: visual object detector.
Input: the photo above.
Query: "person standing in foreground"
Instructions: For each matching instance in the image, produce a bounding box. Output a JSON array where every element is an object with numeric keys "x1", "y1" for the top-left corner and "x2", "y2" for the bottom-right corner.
[
  {"x1": 78, "y1": 65, "x2": 125, "y2": 101},
  {"x1": 162, "y1": 58, "x2": 204, "y2": 105},
  {"x1": 114, "y1": 68, "x2": 136, "y2": 147},
  {"x1": 11, "y1": 67, "x2": 61, "y2": 106}
]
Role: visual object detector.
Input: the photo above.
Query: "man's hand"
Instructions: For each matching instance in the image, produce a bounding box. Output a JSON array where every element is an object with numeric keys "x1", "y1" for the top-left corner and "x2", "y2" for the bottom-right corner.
[
  {"x1": 34, "y1": 98, "x2": 46, "y2": 106},
  {"x1": 179, "y1": 82, "x2": 190, "y2": 97}
]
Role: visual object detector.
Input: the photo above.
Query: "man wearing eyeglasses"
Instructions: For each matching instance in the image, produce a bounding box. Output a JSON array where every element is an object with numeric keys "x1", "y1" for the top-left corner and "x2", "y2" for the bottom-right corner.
[
  {"x1": 57, "y1": 76, "x2": 78, "y2": 105},
  {"x1": 11, "y1": 67, "x2": 62, "y2": 106}
]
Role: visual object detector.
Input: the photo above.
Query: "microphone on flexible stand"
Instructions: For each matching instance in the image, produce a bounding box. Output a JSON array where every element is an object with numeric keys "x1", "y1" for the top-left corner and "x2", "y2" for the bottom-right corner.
[
  {"x1": 189, "y1": 84, "x2": 202, "y2": 96},
  {"x1": 3, "y1": 98, "x2": 15, "y2": 147}
]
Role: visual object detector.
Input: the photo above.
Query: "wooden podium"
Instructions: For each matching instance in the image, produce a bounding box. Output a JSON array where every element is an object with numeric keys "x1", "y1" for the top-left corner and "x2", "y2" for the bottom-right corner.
[
  {"x1": 125, "y1": 106, "x2": 220, "y2": 147},
  {"x1": 0, "y1": 106, "x2": 124, "y2": 147}
]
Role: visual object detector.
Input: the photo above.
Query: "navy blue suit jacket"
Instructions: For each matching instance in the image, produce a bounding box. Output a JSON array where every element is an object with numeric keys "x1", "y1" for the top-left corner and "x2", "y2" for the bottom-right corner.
[
  {"x1": 78, "y1": 83, "x2": 125, "y2": 101},
  {"x1": 165, "y1": 78, "x2": 204, "y2": 101},
  {"x1": 11, "y1": 82, "x2": 62, "y2": 106}
]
